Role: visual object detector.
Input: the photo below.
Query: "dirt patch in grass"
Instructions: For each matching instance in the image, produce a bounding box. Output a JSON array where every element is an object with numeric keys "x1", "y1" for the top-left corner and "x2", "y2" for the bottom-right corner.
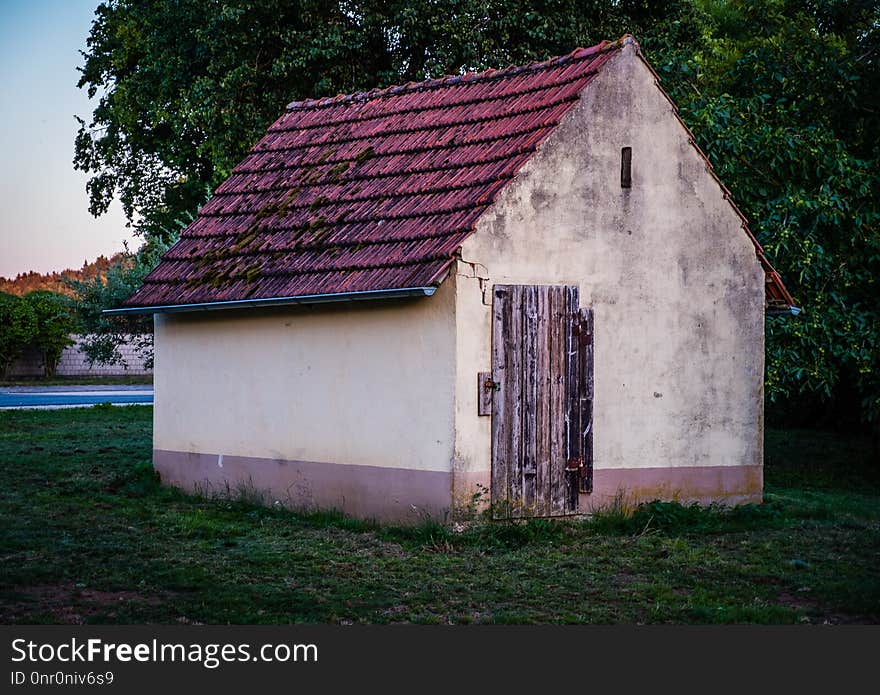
[
  {"x1": 775, "y1": 589, "x2": 820, "y2": 615},
  {"x1": 2, "y1": 583, "x2": 173, "y2": 624},
  {"x1": 774, "y1": 589, "x2": 874, "y2": 625}
]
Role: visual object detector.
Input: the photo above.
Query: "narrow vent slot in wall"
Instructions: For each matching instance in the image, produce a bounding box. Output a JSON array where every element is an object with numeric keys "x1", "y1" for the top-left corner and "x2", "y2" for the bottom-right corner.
[{"x1": 621, "y1": 147, "x2": 632, "y2": 188}]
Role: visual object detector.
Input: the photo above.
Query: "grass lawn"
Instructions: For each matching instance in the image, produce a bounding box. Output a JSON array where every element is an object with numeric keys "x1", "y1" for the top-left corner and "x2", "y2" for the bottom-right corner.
[{"x1": 0, "y1": 406, "x2": 877, "y2": 624}]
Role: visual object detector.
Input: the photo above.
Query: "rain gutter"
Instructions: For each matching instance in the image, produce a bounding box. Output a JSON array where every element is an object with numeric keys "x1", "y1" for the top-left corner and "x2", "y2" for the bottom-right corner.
[
  {"x1": 766, "y1": 305, "x2": 802, "y2": 316},
  {"x1": 102, "y1": 286, "x2": 437, "y2": 316}
]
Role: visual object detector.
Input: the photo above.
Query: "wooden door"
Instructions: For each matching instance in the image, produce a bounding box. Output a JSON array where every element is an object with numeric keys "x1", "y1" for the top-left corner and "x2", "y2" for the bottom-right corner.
[{"x1": 490, "y1": 285, "x2": 593, "y2": 518}]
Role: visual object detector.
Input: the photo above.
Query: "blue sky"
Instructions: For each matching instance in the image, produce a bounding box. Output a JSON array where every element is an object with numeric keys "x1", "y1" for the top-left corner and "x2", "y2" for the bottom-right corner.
[{"x1": 0, "y1": 0, "x2": 134, "y2": 278}]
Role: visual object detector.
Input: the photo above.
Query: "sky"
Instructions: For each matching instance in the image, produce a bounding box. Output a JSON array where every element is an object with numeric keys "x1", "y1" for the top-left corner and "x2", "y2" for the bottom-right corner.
[{"x1": 0, "y1": 0, "x2": 134, "y2": 279}]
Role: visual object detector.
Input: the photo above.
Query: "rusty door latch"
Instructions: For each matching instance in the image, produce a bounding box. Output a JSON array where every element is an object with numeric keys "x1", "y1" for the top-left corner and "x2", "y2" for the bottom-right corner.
[
  {"x1": 477, "y1": 371, "x2": 497, "y2": 416},
  {"x1": 565, "y1": 457, "x2": 583, "y2": 472}
]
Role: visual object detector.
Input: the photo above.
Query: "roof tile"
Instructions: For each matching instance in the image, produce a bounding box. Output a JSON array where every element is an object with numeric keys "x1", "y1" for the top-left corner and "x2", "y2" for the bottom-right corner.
[{"x1": 125, "y1": 41, "x2": 620, "y2": 308}]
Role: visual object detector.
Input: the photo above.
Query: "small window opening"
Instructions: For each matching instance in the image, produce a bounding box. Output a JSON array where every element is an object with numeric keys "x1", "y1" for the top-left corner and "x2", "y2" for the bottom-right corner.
[{"x1": 620, "y1": 147, "x2": 632, "y2": 188}]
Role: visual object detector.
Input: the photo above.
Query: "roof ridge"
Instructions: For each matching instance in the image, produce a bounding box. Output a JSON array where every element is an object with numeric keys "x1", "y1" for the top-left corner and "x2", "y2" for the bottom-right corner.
[{"x1": 285, "y1": 35, "x2": 633, "y2": 112}]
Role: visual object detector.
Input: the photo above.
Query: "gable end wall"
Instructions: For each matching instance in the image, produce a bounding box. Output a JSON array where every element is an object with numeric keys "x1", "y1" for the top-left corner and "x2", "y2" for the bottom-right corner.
[{"x1": 453, "y1": 44, "x2": 765, "y2": 513}]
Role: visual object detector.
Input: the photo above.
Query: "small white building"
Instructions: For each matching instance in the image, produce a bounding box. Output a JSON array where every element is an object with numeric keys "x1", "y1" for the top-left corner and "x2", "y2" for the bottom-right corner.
[{"x1": 113, "y1": 36, "x2": 796, "y2": 522}]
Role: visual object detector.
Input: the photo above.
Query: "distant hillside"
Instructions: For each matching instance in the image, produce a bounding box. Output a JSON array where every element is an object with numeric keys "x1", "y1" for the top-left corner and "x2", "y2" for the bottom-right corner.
[{"x1": 0, "y1": 253, "x2": 126, "y2": 296}]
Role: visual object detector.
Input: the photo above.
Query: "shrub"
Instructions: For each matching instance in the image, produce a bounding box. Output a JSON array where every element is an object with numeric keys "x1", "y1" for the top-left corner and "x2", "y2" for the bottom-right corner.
[
  {"x1": 0, "y1": 292, "x2": 37, "y2": 377},
  {"x1": 24, "y1": 291, "x2": 76, "y2": 376}
]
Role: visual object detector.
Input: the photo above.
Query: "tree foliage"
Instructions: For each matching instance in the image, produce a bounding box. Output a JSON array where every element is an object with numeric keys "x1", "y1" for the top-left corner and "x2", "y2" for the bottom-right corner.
[
  {"x1": 0, "y1": 254, "x2": 126, "y2": 297},
  {"x1": 650, "y1": 0, "x2": 880, "y2": 427},
  {"x1": 67, "y1": 239, "x2": 170, "y2": 370},
  {"x1": 75, "y1": 0, "x2": 879, "y2": 426},
  {"x1": 0, "y1": 292, "x2": 79, "y2": 378},
  {"x1": 74, "y1": 0, "x2": 690, "y2": 239},
  {"x1": 23, "y1": 291, "x2": 76, "y2": 377},
  {"x1": 0, "y1": 293, "x2": 38, "y2": 377}
]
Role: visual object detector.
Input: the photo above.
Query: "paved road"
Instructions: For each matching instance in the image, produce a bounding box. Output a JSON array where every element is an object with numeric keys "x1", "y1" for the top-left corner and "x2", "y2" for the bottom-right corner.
[{"x1": 0, "y1": 385, "x2": 153, "y2": 409}]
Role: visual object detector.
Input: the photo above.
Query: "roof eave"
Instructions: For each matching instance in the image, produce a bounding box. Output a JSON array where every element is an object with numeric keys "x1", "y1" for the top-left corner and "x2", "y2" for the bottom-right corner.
[{"x1": 103, "y1": 286, "x2": 437, "y2": 316}]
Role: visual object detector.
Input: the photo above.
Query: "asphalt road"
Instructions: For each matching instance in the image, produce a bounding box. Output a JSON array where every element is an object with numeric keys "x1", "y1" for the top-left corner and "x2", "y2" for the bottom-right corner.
[{"x1": 0, "y1": 386, "x2": 154, "y2": 409}]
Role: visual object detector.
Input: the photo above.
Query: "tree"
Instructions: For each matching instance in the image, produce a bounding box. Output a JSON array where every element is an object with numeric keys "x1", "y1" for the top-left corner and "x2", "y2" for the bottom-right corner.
[
  {"x1": 74, "y1": 0, "x2": 692, "y2": 241},
  {"x1": 0, "y1": 293, "x2": 37, "y2": 378},
  {"x1": 75, "y1": 0, "x2": 879, "y2": 428},
  {"x1": 75, "y1": 0, "x2": 391, "y2": 240},
  {"x1": 23, "y1": 291, "x2": 76, "y2": 377},
  {"x1": 67, "y1": 238, "x2": 171, "y2": 371}
]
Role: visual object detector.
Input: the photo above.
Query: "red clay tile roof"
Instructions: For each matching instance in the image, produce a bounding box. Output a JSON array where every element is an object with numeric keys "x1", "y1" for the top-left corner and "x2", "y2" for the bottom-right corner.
[{"x1": 123, "y1": 36, "x2": 795, "y2": 312}]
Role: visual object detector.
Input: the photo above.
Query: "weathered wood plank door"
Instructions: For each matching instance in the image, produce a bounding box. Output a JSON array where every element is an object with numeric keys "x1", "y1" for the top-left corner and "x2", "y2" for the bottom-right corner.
[{"x1": 491, "y1": 285, "x2": 593, "y2": 518}]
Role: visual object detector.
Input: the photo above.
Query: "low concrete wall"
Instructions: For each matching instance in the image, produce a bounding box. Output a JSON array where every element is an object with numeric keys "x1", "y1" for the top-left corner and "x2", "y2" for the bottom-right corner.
[
  {"x1": 6, "y1": 334, "x2": 152, "y2": 378},
  {"x1": 581, "y1": 464, "x2": 763, "y2": 512}
]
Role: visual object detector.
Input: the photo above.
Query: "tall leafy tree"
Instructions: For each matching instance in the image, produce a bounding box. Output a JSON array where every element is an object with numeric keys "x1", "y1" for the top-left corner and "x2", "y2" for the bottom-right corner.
[
  {"x1": 74, "y1": 0, "x2": 691, "y2": 240},
  {"x1": 75, "y1": 0, "x2": 394, "y2": 240},
  {"x1": 75, "y1": 0, "x2": 879, "y2": 428}
]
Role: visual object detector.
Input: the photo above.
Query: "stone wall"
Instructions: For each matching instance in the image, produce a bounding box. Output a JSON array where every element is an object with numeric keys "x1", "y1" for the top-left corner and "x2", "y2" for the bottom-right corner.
[{"x1": 6, "y1": 335, "x2": 152, "y2": 378}]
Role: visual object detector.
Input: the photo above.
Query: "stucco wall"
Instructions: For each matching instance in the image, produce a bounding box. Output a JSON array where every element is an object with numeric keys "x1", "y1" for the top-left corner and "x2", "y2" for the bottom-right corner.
[
  {"x1": 153, "y1": 277, "x2": 458, "y2": 521},
  {"x1": 452, "y1": 44, "x2": 766, "y2": 510}
]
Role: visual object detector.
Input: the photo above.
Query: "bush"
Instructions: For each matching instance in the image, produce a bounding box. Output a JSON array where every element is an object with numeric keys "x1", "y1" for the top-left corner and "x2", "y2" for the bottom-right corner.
[
  {"x1": 24, "y1": 291, "x2": 76, "y2": 376},
  {"x1": 0, "y1": 292, "x2": 37, "y2": 377}
]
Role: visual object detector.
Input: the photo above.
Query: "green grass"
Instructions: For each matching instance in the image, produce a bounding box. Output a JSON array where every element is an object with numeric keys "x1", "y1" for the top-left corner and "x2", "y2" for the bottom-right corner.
[{"x1": 0, "y1": 407, "x2": 877, "y2": 624}]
